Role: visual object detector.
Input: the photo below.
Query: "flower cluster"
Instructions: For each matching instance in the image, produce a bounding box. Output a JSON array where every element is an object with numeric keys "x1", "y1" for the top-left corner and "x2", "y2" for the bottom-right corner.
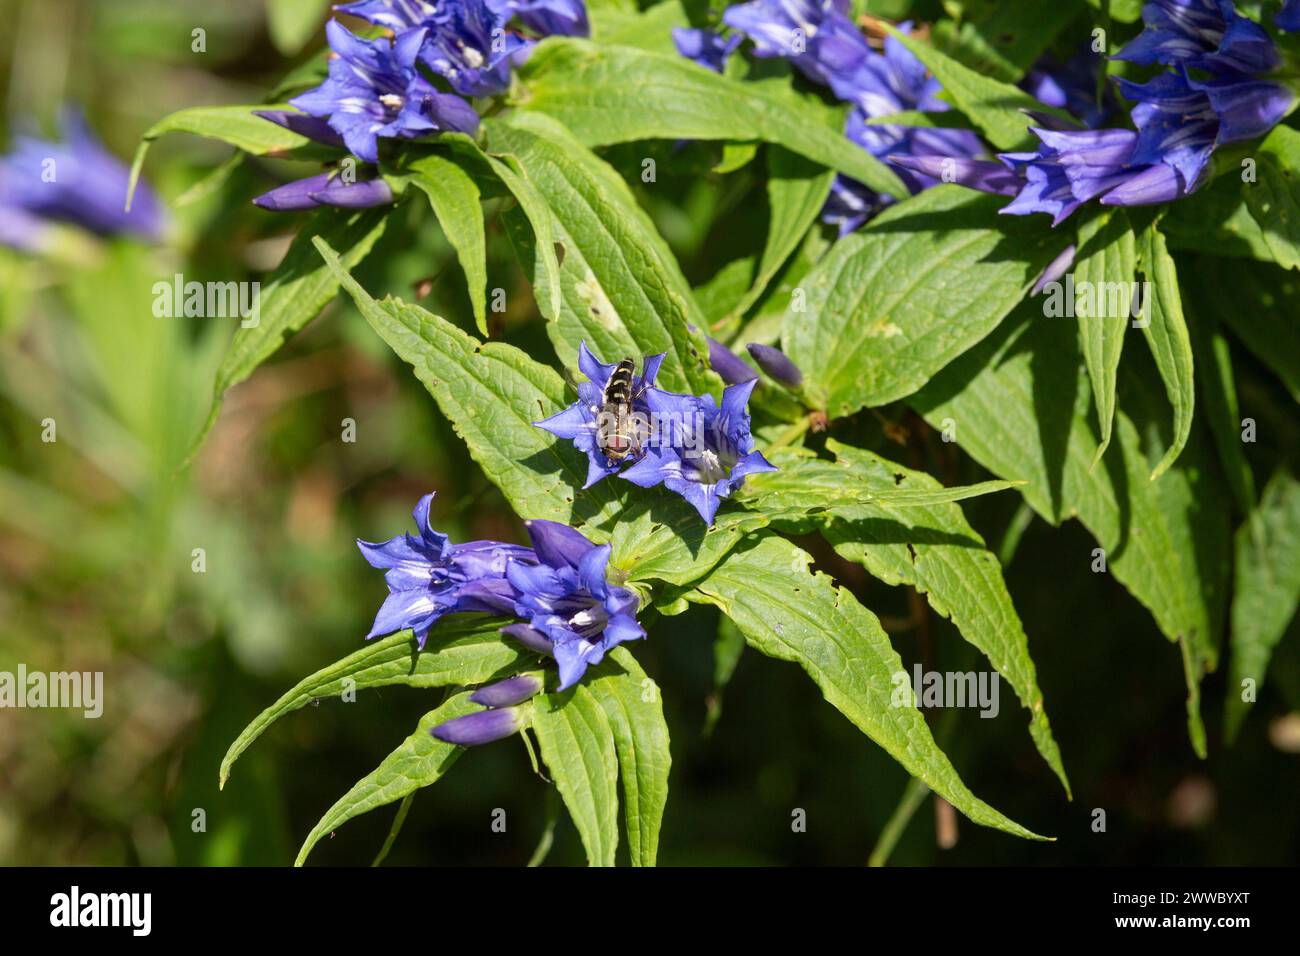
[
  {"x1": 674, "y1": 2, "x2": 984, "y2": 233},
  {"x1": 0, "y1": 111, "x2": 164, "y2": 251},
  {"x1": 360, "y1": 494, "x2": 645, "y2": 720},
  {"x1": 534, "y1": 343, "x2": 777, "y2": 525},
  {"x1": 251, "y1": 0, "x2": 588, "y2": 211},
  {"x1": 899, "y1": 0, "x2": 1298, "y2": 223}
]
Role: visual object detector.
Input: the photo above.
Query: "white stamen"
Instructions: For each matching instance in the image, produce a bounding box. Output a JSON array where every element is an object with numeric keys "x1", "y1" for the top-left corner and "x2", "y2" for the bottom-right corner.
[{"x1": 379, "y1": 93, "x2": 404, "y2": 110}]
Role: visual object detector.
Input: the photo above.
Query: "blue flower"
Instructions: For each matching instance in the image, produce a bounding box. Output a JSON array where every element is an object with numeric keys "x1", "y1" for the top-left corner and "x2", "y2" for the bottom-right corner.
[
  {"x1": 495, "y1": 0, "x2": 590, "y2": 37},
  {"x1": 334, "y1": 0, "x2": 440, "y2": 31},
  {"x1": 290, "y1": 21, "x2": 479, "y2": 163},
  {"x1": 533, "y1": 342, "x2": 666, "y2": 488},
  {"x1": 431, "y1": 706, "x2": 529, "y2": 744},
  {"x1": 358, "y1": 492, "x2": 534, "y2": 647},
  {"x1": 419, "y1": 0, "x2": 529, "y2": 97},
  {"x1": 1114, "y1": 0, "x2": 1278, "y2": 76},
  {"x1": 673, "y1": 28, "x2": 742, "y2": 72},
  {"x1": 1280, "y1": 0, "x2": 1300, "y2": 32},
  {"x1": 0, "y1": 110, "x2": 164, "y2": 249},
  {"x1": 505, "y1": 520, "x2": 645, "y2": 690},
  {"x1": 622, "y1": 378, "x2": 777, "y2": 525},
  {"x1": 723, "y1": 0, "x2": 866, "y2": 95},
  {"x1": 1022, "y1": 47, "x2": 1114, "y2": 128}
]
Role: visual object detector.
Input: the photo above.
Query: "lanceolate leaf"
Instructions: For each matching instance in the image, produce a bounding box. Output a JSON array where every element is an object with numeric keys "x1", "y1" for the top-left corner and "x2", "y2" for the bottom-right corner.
[
  {"x1": 911, "y1": 304, "x2": 1230, "y2": 754},
  {"x1": 585, "y1": 646, "x2": 671, "y2": 866},
  {"x1": 1138, "y1": 224, "x2": 1194, "y2": 479},
  {"x1": 533, "y1": 682, "x2": 621, "y2": 866},
  {"x1": 1074, "y1": 208, "x2": 1137, "y2": 465},
  {"x1": 219, "y1": 619, "x2": 527, "y2": 788},
  {"x1": 782, "y1": 186, "x2": 1068, "y2": 418},
  {"x1": 127, "y1": 104, "x2": 318, "y2": 208},
  {"x1": 1225, "y1": 471, "x2": 1300, "y2": 742},
  {"x1": 1242, "y1": 125, "x2": 1300, "y2": 272},
  {"x1": 295, "y1": 691, "x2": 487, "y2": 866},
  {"x1": 486, "y1": 112, "x2": 716, "y2": 395},
  {"x1": 400, "y1": 151, "x2": 489, "y2": 336},
  {"x1": 317, "y1": 238, "x2": 621, "y2": 526},
  {"x1": 514, "y1": 38, "x2": 908, "y2": 197},
  {"x1": 884, "y1": 27, "x2": 1073, "y2": 150},
  {"x1": 814, "y1": 439, "x2": 1069, "y2": 796},
  {"x1": 688, "y1": 534, "x2": 1045, "y2": 840},
  {"x1": 188, "y1": 207, "x2": 389, "y2": 462},
  {"x1": 721, "y1": 146, "x2": 835, "y2": 327}
]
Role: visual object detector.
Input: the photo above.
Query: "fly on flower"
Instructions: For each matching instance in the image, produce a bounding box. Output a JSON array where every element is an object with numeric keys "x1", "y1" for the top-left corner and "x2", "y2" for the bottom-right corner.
[{"x1": 595, "y1": 357, "x2": 652, "y2": 464}]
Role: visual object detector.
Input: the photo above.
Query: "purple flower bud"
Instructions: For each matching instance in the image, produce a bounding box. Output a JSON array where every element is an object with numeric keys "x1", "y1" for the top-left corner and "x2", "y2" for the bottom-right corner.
[
  {"x1": 746, "y1": 343, "x2": 803, "y2": 389},
  {"x1": 469, "y1": 674, "x2": 543, "y2": 707},
  {"x1": 501, "y1": 622, "x2": 554, "y2": 654},
  {"x1": 888, "y1": 155, "x2": 1023, "y2": 197},
  {"x1": 252, "y1": 172, "x2": 335, "y2": 211},
  {"x1": 1032, "y1": 244, "x2": 1076, "y2": 296},
  {"x1": 431, "y1": 706, "x2": 525, "y2": 746},
  {"x1": 1098, "y1": 162, "x2": 1191, "y2": 207},
  {"x1": 254, "y1": 109, "x2": 347, "y2": 149},
  {"x1": 1280, "y1": 0, "x2": 1300, "y2": 32},
  {"x1": 707, "y1": 337, "x2": 758, "y2": 385},
  {"x1": 308, "y1": 177, "x2": 394, "y2": 209}
]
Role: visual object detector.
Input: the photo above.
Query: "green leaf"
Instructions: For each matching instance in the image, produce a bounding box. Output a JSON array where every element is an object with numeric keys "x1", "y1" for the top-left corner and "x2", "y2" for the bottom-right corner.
[
  {"x1": 1225, "y1": 471, "x2": 1300, "y2": 741},
  {"x1": 317, "y1": 237, "x2": 619, "y2": 526},
  {"x1": 478, "y1": 148, "x2": 564, "y2": 319},
  {"x1": 128, "y1": 104, "x2": 314, "y2": 209},
  {"x1": 1243, "y1": 125, "x2": 1300, "y2": 271},
  {"x1": 720, "y1": 146, "x2": 834, "y2": 327},
  {"x1": 267, "y1": 0, "x2": 329, "y2": 56},
  {"x1": 485, "y1": 112, "x2": 716, "y2": 395},
  {"x1": 1074, "y1": 209, "x2": 1137, "y2": 465},
  {"x1": 295, "y1": 691, "x2": 488, "y2": 866},
  {"x1": 740, "y1": 451, "x2": 1021, "y2": 512},
  {"x1": 514, "y1": 38, "x2": 908, "y2": 197},
  {"x1": 590, "y1": 0, "x2": 688, "y2": 53},
  {"x1": 219, "y1": 619, "x2": 527, "y2": 789},
  {"x1": 400, "y1": 151, "x2": 489, "y2": 336},
  {"x1": 782, "y1": 186, "x2": 1069, "y2": 417},
  {"x1": 884, "y1": 26, "x2": 1072, "y2": 150},
  {"x1": 585, "y1": 646, "x2": 671, "y2": 866},
  {"x1": 931, "y1": 0, "x2": 1086, "y2": 82},
  {"x1": 187, "y1": 207, "x2": 389, "y2": 463},
  {"x1": 815, "y1": 439, "x2": 1069, "y2": 796},
  {"x1": 688, "y1": 534, "x2": 1046, "y2": 839},
  {"x1": 911, "y1": 304, "x2": 1230, "y2": 754},
  {"x1": 1183, "y1": 286, "x2": 1257, "y2": 513},
  {"x1": 1137, "y1": 223, "x2": 1194, "y2": 479},
  {"x1": 533, "y1": 682, "x2": 620, "y2": 866},
  {"x1": 1182, "y1": 254, "x2": 1300, "y2": 404}
]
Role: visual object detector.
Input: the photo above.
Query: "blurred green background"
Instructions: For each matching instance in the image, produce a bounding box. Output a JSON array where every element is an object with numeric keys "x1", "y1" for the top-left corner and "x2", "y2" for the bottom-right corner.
[{"x1": 0, "y1": 0, "x2": 1297, "y2": 867}]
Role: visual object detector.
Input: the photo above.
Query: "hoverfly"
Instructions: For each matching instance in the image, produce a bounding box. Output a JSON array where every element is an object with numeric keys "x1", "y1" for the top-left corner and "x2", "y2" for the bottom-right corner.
[{"x1": 595, "y1": 357, "x2": 651, "y2": 463}]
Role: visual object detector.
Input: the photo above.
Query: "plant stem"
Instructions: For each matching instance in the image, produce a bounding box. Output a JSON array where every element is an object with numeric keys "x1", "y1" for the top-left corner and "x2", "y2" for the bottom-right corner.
[{"x1": 371, "y1": 792, "x2": 414, "y2": 867}]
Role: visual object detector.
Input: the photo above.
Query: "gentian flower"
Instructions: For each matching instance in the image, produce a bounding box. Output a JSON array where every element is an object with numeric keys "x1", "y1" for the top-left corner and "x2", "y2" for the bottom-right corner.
[
  {"x1": 494, "y1": 0, "x2": 590, "y2": 37},
  {"x1": 358, "y1": 492, "x2": 535, "y2": 647},
  {"x1": 723, "y1": 0, "x2": 870, "y2": 95},
  {"x1": 1023, "y1": 48, "x2": 1114, "y2": 128},
  {"x1": 469, "y1": 673, "x2": 544, "y2": 706},
  {"x1": 419, "y1": 0, "x2": 528, "y2": 97},
  {"x1": 0, "y1": 110, "x2": 164, "y2": 247},
  {"x1": 505, "y1": 521, "x2": 645, "y2": 690},
  {"x1": 1114, "y1": 0, "x2": 1278, "y2": 76},
  {"x1": 622, "y1": 378, "x2": 777, "y2": 525},
  {"x1": 673, "y1": 28, "x2": 742, "y2": 72},
  {"x1": 334, "y1": 0, "x2": 440, "y2": 30},
  {"x1": 533, "y1": 343, "x2": 666, "y2": 488},
  {"x1": 1280, "y1": 0, "x2": 1300, "y2": 32},
  {"x1": 290, "y1": 21, "x2": 479, "y2": 163}
]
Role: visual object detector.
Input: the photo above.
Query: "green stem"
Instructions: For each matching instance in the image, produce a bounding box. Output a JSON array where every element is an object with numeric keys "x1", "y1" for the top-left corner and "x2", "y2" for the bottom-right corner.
[
  {"x1": 371, "y1": 792, "x2": 414, "y2": 867},
  {"x1": 868, "y1": 777, "x2": 931, "y2": 867},
  {"x1": 767, "y1": 415, "x2": 812, "y2": 452}
]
